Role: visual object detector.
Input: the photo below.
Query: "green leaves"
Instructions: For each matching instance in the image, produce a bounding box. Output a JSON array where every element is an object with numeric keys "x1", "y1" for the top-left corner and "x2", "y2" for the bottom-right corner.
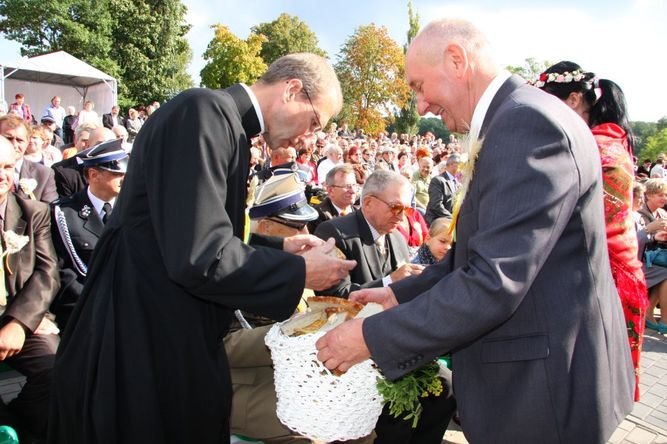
[
  {"x1": 0, "y1": 0, "x2": 193, "y2": 106},
  {"x1": 252, "y1": 13, "x2": 325, "y2": 65},
  {"x1": 376, "y1": 361, "x2": 443, "y2": 428}
]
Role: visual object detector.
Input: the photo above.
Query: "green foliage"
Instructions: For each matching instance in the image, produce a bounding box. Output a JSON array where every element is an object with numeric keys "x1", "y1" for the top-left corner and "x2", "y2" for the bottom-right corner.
[
  {"x1": 200, "y1": 25, "x2": 267, "y2": 89},
  {"x1": 109, "y1": 0, "x2": 193, "y2": 105},
  {"x1": 640, "y1": 128, "x2": 667, "y2": 162},
  {"x1": 418, "y1": 117, "x2": 451, "y2": 141},
  {"x1": 251, "y1": 13, "x2": 325, "y2": 65},
  {"x1": 631, "y1": 121, "x2": 658, "y2": 154},
  {"x1": 335, "y1": 23, "x2": 410, "y2": 136},
  {"x1": 0, "y1": 0, "x2": 193, "y2": 106},
  {"x1": 376, "y1": 362, "x2": 443, "y2": 428},
  {"x1": 658, "y1": 117, "x2": 667, "y2": 132},
  {"x1": 506, "y1": 57, "x2": 551, "y2": 82}
]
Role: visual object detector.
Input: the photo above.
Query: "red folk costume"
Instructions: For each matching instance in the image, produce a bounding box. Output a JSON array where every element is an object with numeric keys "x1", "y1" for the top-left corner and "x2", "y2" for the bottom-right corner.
[{"x1": 593, "y1": 122, "x2": 647, "y2": 401}]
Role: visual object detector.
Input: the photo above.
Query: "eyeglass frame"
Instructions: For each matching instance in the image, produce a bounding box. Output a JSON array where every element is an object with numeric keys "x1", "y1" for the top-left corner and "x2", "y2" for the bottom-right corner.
[
  {"x1": 302, "y1": 88, "x2": 322, "y2": 133},
  {"x1": 329, "y1": 183, "x2": 359, "y2": 192},
  {"x1": 368, "y1": 194, "x2": 409, "y2": 216}
]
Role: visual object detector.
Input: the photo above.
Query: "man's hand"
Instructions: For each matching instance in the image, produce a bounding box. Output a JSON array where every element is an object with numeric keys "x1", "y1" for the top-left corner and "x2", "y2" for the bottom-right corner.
[
  {"x1": 350, "y1": 287, "x2": 399, "y2": 310},
  {"x1": 389, "y1": 263, "x2": 424, "y2": 283},
  {"x1": 0, "y1": 320, "x2": 27, "y2": 361},
  {"x1": 316, "y1": 318, "x2": 370, "y2": 373},
  {"x1": 35, "y1": 317, "x2": 60, "y2": 336},
  {"x1": 283, "y1": 234, "x2": 325, "y2": 254},
  {"x1": 301, "y1": 238, "x2": 356, "y2": 290}
]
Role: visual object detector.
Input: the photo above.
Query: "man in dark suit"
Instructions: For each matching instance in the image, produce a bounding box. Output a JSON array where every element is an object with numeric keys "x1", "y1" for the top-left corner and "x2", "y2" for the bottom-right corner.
[
  {"x1": 102, "y1": 105, "x2": 126, "y2": 130},
  {"x1": 49, "y1": 53, "x2": 356, "y2": 444},
  {"x1": 424, "y1": 153, "x2": 460, "y2": 224},
  {"x1": 317, "y1": 19, "x2": 634, "y2": 444},
  {"x1": 315, "y1": 170, "x2": 423, "y2": 297},
  {"x1": 0, "y1": 115, "x2": 57, "y2": 204},
  {"x1": 0, "y1": 136, "x2": 60, "y2": 442},
  {"x1": 50, "y1": 139, "x2": 128, "y2": 330},
  {"x1": 307, "y1": 164, "x2": 358, "y2": 233}
]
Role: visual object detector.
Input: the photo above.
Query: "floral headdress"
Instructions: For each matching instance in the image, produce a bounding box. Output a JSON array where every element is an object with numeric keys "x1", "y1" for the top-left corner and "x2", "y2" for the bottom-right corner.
[{"x1": 529, "y1": 69, "x2": 587, "y2": 88}]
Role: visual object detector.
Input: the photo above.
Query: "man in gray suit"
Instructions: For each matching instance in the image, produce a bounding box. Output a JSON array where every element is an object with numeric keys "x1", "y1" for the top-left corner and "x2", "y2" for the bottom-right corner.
[
  {"x1": 316, "y1": 18, "x2": 634, "y2": 444},
  {"x1": 425, "y1": 153, "x2": 460, "y2": 224}
]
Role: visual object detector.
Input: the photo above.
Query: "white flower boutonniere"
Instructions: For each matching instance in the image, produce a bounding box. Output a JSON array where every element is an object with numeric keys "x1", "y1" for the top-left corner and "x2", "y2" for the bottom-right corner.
[
  {"x1": 18, "y1": 178, "x2": 38, "y2": 200},
  {"x1": 449, "y1": 135, "x2": 484, "y2": 235},
  {"x1": 2, "y1": 230, "x2": 30, "y2": 275}
]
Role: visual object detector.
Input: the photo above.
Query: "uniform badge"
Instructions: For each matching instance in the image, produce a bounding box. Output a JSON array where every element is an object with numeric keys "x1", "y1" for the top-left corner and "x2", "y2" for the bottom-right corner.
[{"x1": 79, "y1": 205, "x2": 92, "y2": 219}]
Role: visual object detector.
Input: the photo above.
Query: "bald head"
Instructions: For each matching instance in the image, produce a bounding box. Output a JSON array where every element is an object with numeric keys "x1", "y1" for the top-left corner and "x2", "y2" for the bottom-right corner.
[
  {"x1": 408, "y1": 18, "x2": 496, "y2": 72},
  {"x1": 88, "y1": 127, "x2": 116, "y2": 148}
]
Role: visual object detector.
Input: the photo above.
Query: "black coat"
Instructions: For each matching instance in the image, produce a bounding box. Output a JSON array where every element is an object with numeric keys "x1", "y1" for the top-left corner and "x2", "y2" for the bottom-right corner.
[{"x1": 49, "y1": 85, "x2": 305, "y2": 443}]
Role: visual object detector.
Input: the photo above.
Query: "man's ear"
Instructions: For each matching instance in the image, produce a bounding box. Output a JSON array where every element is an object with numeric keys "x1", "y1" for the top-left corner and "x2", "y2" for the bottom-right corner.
[
  {"x1": 284, "y1": 79, "x2": 304, "y2": 102},
  {"x1": 444, "y1": 43, "x2": 468, "y2": 78}
]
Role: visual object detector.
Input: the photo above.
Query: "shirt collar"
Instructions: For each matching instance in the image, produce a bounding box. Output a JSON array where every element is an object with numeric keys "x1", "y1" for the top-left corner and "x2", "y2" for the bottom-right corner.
[
  {"x1": 87, "y1": 187, "x2": 115, "y2": 217},
  {"x1": 468, "y1": 70, "x2": 512, "y2": 143},
  {"x1": 364, "y1": 214, "x2": 384, "y2": 242},
  {"x1": 239, "y1": 83, "x2": 265, "y2": 134}
]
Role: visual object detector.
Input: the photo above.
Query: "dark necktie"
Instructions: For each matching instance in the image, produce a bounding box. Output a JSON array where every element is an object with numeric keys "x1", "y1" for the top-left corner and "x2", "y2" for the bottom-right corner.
[{"x1": 102, "y1": 202, "x2": 112, "y2": 224}]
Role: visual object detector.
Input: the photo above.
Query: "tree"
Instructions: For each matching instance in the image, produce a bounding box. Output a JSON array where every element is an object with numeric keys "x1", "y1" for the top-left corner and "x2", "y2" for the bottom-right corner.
[
  {"x1": 110, "y1": 0, "x2": 193, "y2": 107},
  {"x1": 335, "y1": 24, "x2": 411, "y2": 136},
  {"x1": 0, "y1": 0, "x2": 119, "y2": 77},
  {"x1": 506, "y1": 57, "x2": 551, "y2": 82},
  {"x1": 251, "y1": 13, "x2": 325, "y2": 65},
  {"x1": 640, "y1": 128, "x2": 667, "y2": 162},
  {"x1": 418, "y1": 117, "x2": 450, "y2": 141},
  {"x1": 200, "y1": 25, "x2": 267, "y2": 90},
  {"x1": 631, "y1": 121, "x2": 657, "y2": 154},
  {"x1": 0, "y1": 0, "x2": 193, "y2": 107},
  {"x1": 393, "y1": 0, "x2": 420, "y2": 136}
]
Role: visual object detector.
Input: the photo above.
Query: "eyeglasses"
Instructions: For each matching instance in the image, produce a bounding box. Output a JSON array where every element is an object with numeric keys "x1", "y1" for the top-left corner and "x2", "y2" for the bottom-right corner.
[
  {"x1": 330, "y1": 183, "x2": 358, "y2": 192},
  {"x1": 302, "y1": 88, "x2": 322, "y2": 133},
  {"x1": 266, "y1": 216, "x2": 307, "y2": 230},
  {"x1": 370, "y1": 194, "x2": 408, "y2": 216}
]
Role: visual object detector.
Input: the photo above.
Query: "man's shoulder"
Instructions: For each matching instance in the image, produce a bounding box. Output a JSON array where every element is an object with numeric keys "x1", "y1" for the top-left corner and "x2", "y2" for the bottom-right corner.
[
  {"x1": 51, "y1": 190, "x2": 85, "y2": 211},
  {"x1": 317, "y1": 212, "x2": 363, "y2": 238},
  {"x1": 12, "y1": 193, "x2": 50, "y2": 217}
]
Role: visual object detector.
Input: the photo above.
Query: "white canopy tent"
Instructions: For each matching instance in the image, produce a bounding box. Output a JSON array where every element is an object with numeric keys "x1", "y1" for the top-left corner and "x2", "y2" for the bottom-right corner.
[{"x1": 0, "y1": 50, "x2": 117, "y2": 119}]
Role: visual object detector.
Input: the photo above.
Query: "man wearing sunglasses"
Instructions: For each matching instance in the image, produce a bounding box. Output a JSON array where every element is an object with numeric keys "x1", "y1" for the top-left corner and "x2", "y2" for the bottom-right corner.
[{"x1": 314, "y1": 170, "x2": 423, "y2": 298}]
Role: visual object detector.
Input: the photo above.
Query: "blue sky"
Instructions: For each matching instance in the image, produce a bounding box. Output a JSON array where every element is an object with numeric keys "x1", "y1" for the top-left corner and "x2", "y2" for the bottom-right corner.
[{"x1": 1, "y1": 0, "x2": 665, "y2": 121}]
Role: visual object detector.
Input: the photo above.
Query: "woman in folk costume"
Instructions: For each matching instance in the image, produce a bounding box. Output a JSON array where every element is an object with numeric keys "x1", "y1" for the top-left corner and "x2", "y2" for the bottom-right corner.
[{"x1": 535, "y1": 61, "x2": 647, "y2": 400}]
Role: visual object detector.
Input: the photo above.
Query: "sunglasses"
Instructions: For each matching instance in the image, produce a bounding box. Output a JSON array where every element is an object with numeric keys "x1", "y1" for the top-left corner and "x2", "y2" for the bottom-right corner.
[
  {"x1": 370, "y1": 195, "x2": 408, "y2": 216},
  {"x1": 266, "y1": 216, "x2": 307, "y2": 230}
]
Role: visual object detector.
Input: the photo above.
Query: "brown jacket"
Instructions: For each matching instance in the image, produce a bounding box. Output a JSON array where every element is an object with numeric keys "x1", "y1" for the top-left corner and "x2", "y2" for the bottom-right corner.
[{"x1": 2, "y1": 194, "x2": 60, "y2": 332}]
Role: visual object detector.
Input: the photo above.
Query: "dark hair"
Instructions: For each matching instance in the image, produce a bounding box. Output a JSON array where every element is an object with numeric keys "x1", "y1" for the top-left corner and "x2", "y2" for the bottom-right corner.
[
  {"x1": 298, "y1": 147, "x2": 310, "y2": 157},
  {"x1": 539, "y1": 60, "x2": 634, "y2": 151}
]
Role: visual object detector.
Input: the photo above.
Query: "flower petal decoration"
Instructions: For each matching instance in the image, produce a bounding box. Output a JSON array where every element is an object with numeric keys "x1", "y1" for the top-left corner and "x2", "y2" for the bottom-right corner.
[{"x1": 2, "y1": 230, "x2": 30, "y2": 256}]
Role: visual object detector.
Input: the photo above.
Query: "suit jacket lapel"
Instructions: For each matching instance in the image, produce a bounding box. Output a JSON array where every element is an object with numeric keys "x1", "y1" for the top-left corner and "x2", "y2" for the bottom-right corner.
[
  {"x1": 4, "y1": 195, "x2": 26, "y2": 287},
  {"x1": 480, "y1": 75, "x2": 524, "y2": 138},
  {"x1": 357, "y1": 211, "x2": 384, "y2": 279},
  {"x1": 226, "y1": 84, "x2": 261, "y2": 139}
]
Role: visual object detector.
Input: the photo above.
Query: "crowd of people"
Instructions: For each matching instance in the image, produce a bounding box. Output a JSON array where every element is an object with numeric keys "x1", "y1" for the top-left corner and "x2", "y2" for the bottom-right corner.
[{"x1": 0, "y1": 15, "x2": 663, "y2": 444}]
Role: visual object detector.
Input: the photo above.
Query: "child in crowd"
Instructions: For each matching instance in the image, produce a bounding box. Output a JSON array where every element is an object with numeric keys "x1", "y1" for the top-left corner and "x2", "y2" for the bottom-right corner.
[{"x1": 412, "y1": 217, "x2": 453, "y2": 265}]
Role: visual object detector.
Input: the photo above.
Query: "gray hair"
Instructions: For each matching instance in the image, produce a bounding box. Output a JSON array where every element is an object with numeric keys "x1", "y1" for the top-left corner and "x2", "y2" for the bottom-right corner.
[
  {"x1": 258, "y1": 53, "x2": 342, "y2": 107},
  {"x1": 412, "y1": 18, "x2": 493, "y2": 67},
  {"x1": 325, "y1": 164, "x2": 355, "y2": 186},
  {"x1": 446, "y1": 153, "x2": 461, "y2": 166},
  {"x1": 324, "y1": 143, "x2": 342, "y2": 157},
  {"x1": 361, "y1": 170, "x2": 410, "y2": 202}
]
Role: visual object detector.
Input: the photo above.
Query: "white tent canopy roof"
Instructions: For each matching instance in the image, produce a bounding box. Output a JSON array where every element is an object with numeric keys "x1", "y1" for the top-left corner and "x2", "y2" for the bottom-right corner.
[
  {"x1": 2, "y1": 51, "x2": 115, "y2": 87},
  {"x1": 0, "y1": 50, "x2": 118, "y2": 118}
]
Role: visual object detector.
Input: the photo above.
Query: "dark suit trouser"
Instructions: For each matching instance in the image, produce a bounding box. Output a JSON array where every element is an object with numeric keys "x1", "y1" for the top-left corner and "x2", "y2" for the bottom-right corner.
[
  {"x1": 2, "y1": 333, "x2": 58, "y2": 440},
  {"x1": 374, "y1": 370, "x2": 456, "y2": 444}
]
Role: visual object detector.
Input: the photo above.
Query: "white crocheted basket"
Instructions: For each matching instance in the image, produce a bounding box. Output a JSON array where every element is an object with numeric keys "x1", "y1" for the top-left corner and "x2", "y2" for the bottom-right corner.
[{"x1": 264, "y1": 323, "x2": 384, "y2": 442}]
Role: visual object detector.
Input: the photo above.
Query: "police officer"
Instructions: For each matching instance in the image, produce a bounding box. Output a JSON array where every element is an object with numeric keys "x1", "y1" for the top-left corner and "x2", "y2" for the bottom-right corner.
[{"x1": 50, "y1": 138, "x2": 128, "y2": 330}]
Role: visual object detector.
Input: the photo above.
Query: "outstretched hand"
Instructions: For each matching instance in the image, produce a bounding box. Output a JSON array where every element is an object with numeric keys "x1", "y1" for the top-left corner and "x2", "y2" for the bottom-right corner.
[
  {"x1": 301, "y1": 238, "x2": 356, "y2": 290},
  {"x1": 316, "y1": 318, "x2": 370, "y2": 373},
  {"x1": 283, "y1": 234, "x2": 325, "y2": 254},
  {"x1": 349, "y1": 286, "x2": 398, "y2": 310}
]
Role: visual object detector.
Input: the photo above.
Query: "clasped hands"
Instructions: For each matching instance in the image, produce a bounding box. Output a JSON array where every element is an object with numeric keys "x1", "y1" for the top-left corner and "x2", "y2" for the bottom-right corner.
[
  {"x1": 316, "y1": 286, "x2": 399, "y2": 373},
  {"x1": 283, "y1": 235, "x2": 356, "y2": 291}
]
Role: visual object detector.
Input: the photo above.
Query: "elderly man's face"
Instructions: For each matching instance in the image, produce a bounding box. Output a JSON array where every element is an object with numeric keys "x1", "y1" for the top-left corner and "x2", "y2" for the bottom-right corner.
[
  {"x1": 406, "y1": 40, "x2": 471, "y2": 134},
  {"x1": 327, "y1": 172, "x2": 357, "y2": 208},
  {"x1": 363, "y1": 182, "x2": 411, "y2": 235},
  {"x1": 419, "y1": 158, "x2": 433, "y2": 177}
]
